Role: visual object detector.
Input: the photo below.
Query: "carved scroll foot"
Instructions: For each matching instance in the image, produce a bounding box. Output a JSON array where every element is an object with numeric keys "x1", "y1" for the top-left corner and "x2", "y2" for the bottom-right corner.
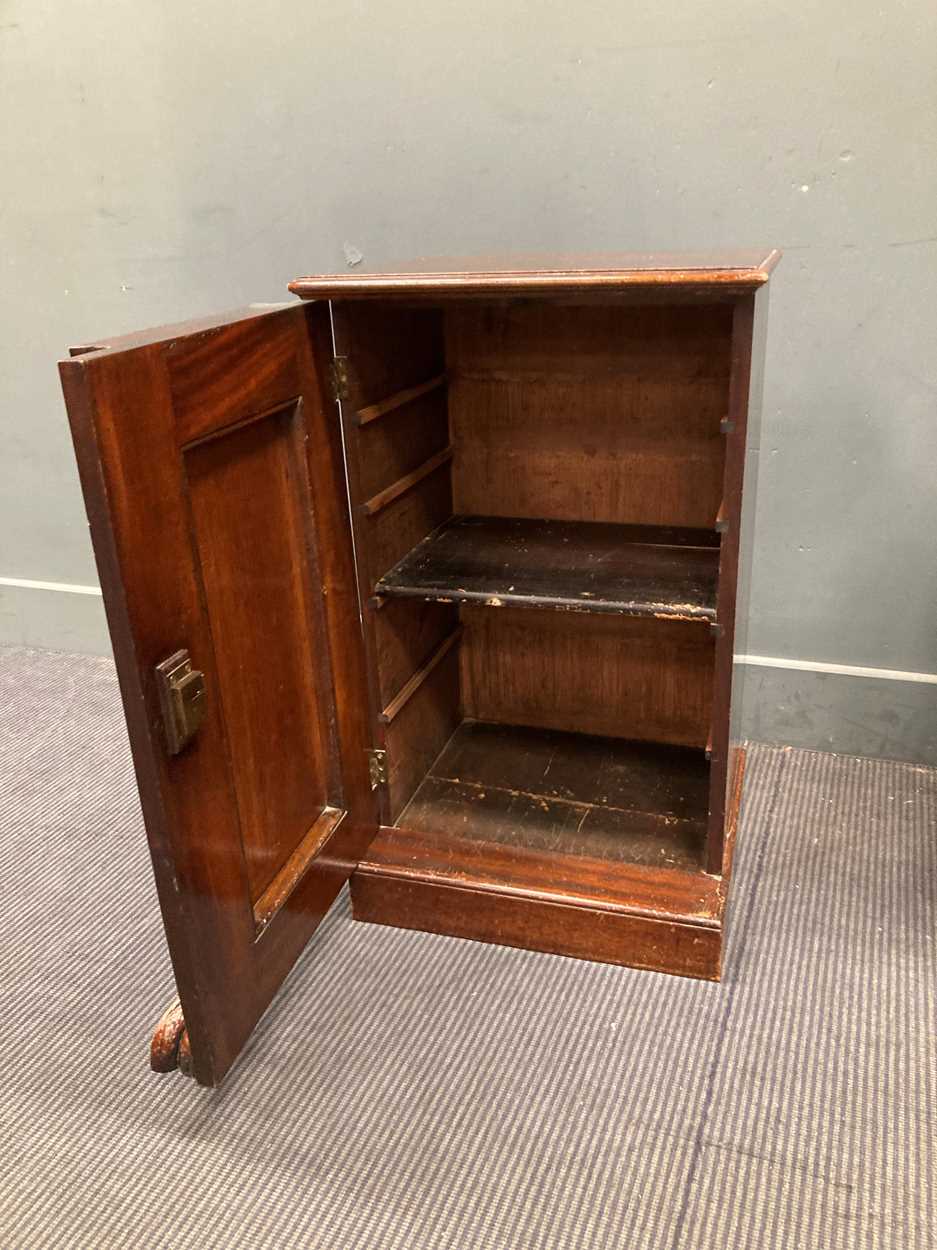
[{"x1": 150, "y1": 998, "x2": 194, "y2": 1077}]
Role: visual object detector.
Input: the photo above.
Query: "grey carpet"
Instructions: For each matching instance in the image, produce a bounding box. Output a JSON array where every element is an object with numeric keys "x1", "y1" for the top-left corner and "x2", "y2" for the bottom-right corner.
[{"x1": 1, "y1": 644, "x2": 934, "y2": 1250}]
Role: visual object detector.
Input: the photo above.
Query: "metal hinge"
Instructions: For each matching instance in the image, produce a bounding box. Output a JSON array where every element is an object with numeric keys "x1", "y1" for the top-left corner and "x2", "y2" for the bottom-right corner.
[
  {"x1": 367, "y1": 748, "x2": 388, "y2": 790},
  {"x1": 330, "y1": 356, "x2": 350, "y2": 403}
]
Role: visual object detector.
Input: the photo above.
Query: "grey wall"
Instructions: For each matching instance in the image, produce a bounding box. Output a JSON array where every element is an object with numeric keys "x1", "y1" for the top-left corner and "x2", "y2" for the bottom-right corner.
[{"x1": 2, "y1": 1, "x2": 936, "y2": 759}]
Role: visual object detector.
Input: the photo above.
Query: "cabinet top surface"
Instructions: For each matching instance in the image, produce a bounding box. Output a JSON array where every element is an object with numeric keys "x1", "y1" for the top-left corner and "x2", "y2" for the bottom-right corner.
[{"x1": 289, "y1": 249, "x2": 780, "y2": 299}]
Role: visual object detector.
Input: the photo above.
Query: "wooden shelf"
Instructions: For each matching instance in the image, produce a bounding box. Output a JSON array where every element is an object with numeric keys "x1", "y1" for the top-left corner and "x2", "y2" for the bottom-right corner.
[
  {"x1": 398, "y1": 720, "x2": 710, "y2": 871},
  {"x1": 374, "y1": 515, "x2": 720, "y2": 621}
]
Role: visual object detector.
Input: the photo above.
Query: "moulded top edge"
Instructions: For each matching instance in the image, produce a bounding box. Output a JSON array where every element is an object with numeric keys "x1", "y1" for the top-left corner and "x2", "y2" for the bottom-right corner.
[{"x1": 289, "y1": 249, "x2": 781, "y2": 299}]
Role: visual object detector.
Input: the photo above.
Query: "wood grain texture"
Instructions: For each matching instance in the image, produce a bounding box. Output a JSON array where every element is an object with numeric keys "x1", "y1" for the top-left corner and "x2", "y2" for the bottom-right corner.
[
  {"x1": 358, "y1": 824, "x2": 722, "y2": 922},
  {"x1": 252, "y1": 806, "x2": 344, "y2": 933},
  {"x1": 60, "y1": 303, "x2": 378, "y2": 1086},
  {"x1": 289, "y1": 249, "x2": 780, "y2": 300},
  {"x1": 706, "y1": 293, "x2": 764, "y2": 874},
  {"x1": 375, "y1": 515, "x2": 719, "y2": 620},
  {"x1": 722, "y1": 746, "x2": 746, "y2": 885},
  {"x1": 331, "y1": 303, "x2": 445, "y2": 407},
  {"x1": 361, "y1": 445, "x2": 454, "y2": 517},
  {"x1": 720, "y1": 289, "x2": 770, "y2": 876},
  {"x1": 168, "y1": 314, "x2": 302, "y2": 445},
  {"x1": 356, "y1": 373, "x2": 447, "y2": 426},
  {"x1": 384, "y1": 645, "x2": 461, "y2": 820},
  {"x1": 379, "y1": 628, "x2": 462, "y2": 724},
  {"x1": 397, "y1": 720, "x2": 708, "y2": 870},
  {"x1": 352, "y1": 817, "x2": 724, "y2": 978},
  {"x1": 372, "y1": 597, "x2": 458, "y2": 710},
  {"x1": 461, "y1": 606, "x2": 715, "y2": 748},
  {"x1": 365, "y1": 468, "x2": 453, "y2": 586},
  {"x1": 183, "y1": 405, "x2": 334, "y2": 902},
  {"x1": 355, "y1": 384, "x2": 449, "y2": 500},
  {"x1": 446, "y1": 303, "x2": 732, "y2": 527},
  {"x1": 351, "y1": 874, "x2": 722, "y2": 979},
  {"x1": 331, "y1": 301, "x2": 453, "y2": 827}
]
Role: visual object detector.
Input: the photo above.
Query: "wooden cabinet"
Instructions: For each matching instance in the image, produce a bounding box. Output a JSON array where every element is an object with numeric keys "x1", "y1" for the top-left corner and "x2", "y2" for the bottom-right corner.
[{"x1": 59, "y1": 251, "x2": 779, "y2": 1086}]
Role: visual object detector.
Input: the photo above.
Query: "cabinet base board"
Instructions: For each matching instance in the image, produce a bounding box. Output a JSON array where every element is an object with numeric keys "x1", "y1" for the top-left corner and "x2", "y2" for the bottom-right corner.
[
  {"x1": 350, "y1": 827, "x2": 726, "y2": 980},
  {"x1": 351, "y1": 874, "x2": 722, "y2": 979}
]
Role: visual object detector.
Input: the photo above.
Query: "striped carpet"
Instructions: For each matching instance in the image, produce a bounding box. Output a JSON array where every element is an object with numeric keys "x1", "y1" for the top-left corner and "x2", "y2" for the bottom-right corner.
[{"x1": 0, "y1": 644, "x2": 934, "y2": 1249}]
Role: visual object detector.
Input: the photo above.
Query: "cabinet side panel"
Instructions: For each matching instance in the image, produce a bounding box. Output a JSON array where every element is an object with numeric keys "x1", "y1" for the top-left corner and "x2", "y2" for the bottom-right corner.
[
  {"x1": 332, "y1": 301, "x2": 454, "y2": 823},
  {"x1": 385, "y1": 647, "x2": 462, "y2": 820},
  {"x1": 374, "y1": 597, "x2": 459, "y2": 709},
  {"x1": 727, "y1": 288, "x2": 769, "y2": 802},
  {"x1": 364, "y1": 471, "x2": 453, "y2": 585},
  {"x1": 355, "y1": 386, "x2": 449, "y2": 500},
  {"x1": 707, "y1": 290, "x2": 769, "y2": 873}
]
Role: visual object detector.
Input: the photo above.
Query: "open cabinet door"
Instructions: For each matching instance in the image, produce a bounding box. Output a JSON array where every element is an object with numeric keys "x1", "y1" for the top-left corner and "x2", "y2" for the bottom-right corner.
[{"x1": 59, "y1": 303, "x2": 377, "y2": 1086}]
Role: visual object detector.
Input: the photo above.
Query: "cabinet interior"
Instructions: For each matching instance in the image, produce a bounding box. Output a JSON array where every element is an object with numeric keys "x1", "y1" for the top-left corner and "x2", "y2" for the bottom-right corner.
[{"x1": 335, "y1": 297, "x2": 734, "y2": 881}]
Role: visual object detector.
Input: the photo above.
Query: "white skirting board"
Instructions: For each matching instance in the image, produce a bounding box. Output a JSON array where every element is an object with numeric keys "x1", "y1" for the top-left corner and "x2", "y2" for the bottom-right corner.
[
  {"x1": 0, "y1": 578, "x2": 109, "y2": 656},
  {"x1": 737, "y1": 657, "x2": 937, "y2": 767},
  {"x1": 2, "y1": 578, "x2": 935, "y2": 765}
]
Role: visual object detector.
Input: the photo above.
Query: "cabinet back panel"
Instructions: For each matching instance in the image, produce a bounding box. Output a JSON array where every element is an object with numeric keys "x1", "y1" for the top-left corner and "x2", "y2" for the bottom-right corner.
[
  {"x1": 184, "y1": 405, "x2": 334, "y2": 903},
  {"x1": 446, "y1": 303, "x2": 732, "y2": 527},
  {"x1": 460, "y1": 606, "x2": 714, "y2": 749}
]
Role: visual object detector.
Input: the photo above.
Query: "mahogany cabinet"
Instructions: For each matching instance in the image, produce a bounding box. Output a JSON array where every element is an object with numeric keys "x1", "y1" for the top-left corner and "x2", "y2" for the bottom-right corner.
[{"x1": 59, "y1": 251, "x2": 779, "y2": 1086}]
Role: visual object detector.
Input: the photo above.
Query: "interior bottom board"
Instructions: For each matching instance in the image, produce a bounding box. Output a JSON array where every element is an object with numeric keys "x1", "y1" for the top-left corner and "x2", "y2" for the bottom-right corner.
[{"x1": 396, "y1": 720, "x2": 710, "y2": 871}]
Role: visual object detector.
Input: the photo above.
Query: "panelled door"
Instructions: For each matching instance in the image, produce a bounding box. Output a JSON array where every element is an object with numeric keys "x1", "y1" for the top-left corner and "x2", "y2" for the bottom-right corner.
[{"x1": 60, "y1": 303, "x2": 377, "y2": 1086}]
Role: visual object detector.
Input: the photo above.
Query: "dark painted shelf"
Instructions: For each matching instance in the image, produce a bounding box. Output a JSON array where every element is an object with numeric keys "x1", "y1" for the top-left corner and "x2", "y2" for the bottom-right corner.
[
  {"x1": 373, "y1": 514, "x2": 720, "y2": 621},
  {"x1": 398, "y1": 720, "x2": 710, "y2": 870}
]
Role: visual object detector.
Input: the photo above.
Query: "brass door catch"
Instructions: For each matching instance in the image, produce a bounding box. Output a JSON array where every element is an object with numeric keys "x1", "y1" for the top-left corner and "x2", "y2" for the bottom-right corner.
[{"x1": 155, "y1": 650, "x2": 206, "y2": 756}]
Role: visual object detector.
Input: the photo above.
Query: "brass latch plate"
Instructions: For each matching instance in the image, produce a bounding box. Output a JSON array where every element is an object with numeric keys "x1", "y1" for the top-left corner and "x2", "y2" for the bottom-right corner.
[{"x1": 155, "y1": 650, "x2": 206, "y2": 756}]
